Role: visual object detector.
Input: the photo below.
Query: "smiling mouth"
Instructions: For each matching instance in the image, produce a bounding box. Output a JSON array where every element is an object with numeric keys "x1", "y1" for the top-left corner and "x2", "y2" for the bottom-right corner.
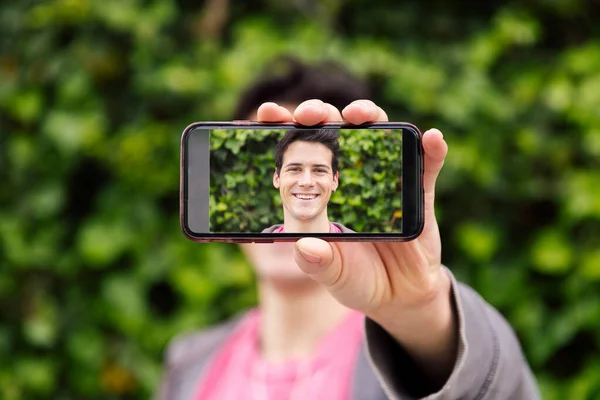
[{"x1": 293, "y1": 194, "x2": 319, "y2": 200}]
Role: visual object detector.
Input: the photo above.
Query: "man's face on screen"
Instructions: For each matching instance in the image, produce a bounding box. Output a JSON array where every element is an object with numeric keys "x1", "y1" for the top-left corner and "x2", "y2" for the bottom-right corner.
[{"x1": 273, "y1": 141, "x2": 339, "y2": 223}]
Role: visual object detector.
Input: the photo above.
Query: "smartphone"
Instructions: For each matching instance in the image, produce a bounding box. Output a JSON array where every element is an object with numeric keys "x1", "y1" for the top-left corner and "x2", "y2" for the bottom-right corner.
[{"x1": 180, "y1": 121, "x2": 424, "y2": 242}]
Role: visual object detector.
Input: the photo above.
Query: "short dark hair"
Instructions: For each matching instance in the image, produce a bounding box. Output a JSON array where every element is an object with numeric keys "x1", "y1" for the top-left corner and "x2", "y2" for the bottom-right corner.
[
  {"x1": 275, "y1": 129, "x2": 340, "y2": 176},
  {"x1": 233, "y1": 55, "x2": 372, "y2": 119}
]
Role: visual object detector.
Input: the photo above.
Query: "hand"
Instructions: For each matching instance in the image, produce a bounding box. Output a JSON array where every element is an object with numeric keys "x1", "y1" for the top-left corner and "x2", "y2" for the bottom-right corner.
[{"x1": 256, "y1": 99, "x2": 456, "y2": 385}]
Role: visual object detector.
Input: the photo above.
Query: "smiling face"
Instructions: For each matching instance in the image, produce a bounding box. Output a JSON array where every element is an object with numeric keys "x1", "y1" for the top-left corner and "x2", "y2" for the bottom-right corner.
[{"x1": 273, "y1": 141, "x2": 339, "y2": 226}]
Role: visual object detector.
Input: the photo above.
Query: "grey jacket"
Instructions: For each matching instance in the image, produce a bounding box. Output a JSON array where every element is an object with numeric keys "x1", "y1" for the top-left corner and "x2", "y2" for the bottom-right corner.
[{"x1": 156, "y1": 268, "x2": 540, "y2": 400}]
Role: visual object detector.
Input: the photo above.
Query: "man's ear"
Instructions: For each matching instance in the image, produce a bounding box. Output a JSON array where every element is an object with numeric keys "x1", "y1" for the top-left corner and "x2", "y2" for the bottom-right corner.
[
  {"x1": 273, "y1": 171, "x2": 280, "y2": 189},
  {"x1": 333, "y1": 171, "x2": 339, "y2": 191}
]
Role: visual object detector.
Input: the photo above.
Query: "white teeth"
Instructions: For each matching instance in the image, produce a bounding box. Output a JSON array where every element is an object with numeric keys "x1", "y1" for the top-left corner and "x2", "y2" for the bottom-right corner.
[{"x1": 295, "y1": 194, "x2": 317, "y2": 200}]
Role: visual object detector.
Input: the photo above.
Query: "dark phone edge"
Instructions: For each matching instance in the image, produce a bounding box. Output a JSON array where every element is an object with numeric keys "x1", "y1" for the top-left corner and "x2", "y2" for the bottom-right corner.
[{"x1": 180, "y1": 121, "x2": 424, "y2": 243}]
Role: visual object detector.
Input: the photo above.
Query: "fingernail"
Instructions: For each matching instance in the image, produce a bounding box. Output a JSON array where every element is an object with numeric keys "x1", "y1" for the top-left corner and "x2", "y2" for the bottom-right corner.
[
  {"x1": 297, "y1": 246, "x2": 322, "y2": 264},
  {"x1": 300, "y1": 103, "x2": 323, "y2": 114},
  {"x1": 357, "y1": 101, "x2": 370, "y2": 110},
  {"x1": 427, "y1": 128, "x2": 443, "y2": 138}
]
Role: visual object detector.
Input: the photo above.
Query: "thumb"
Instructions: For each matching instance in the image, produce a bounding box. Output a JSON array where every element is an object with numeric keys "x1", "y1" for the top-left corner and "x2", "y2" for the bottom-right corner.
[{"x1": 294, "y1": 238, "x2": 343, "y2": 286}]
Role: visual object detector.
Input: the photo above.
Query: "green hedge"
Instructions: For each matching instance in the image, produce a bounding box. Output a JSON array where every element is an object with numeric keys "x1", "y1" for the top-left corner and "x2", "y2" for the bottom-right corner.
[
  {"x1": 0, "y1": 0, "x2": 599, "y2": 399},
  {"x1": 209, "y1": 128, "x2": 402, "y2": 232}
]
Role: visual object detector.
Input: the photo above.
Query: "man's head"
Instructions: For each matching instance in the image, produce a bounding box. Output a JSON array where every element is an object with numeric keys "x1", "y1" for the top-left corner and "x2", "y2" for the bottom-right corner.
[
  {"x1": 233, "y1": 56, "x2": 371, "y2": 120},
  {"x1": 275, "y1": 129, "x2": 340, "y2": 176},
  {"x1": 273, "y1": 129, "x2": 340, "y2": 224}
]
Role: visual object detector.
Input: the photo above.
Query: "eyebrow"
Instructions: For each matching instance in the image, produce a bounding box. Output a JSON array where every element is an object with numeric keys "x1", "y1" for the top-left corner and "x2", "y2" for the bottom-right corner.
[{"x1": 284, "y1": 162, "x2": 331, "y2": 170}]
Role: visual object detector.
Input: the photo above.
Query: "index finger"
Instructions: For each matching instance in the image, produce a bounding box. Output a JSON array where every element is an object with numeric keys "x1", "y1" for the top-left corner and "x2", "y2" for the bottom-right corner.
[
  {"x1": 256, "y1": 102, "x2": 294, "y2": 122},
  {"x1": 342, "y1": 100, "x2": 388, "y2": 124},
  {"x1": 293, "y1": 100, "x2": 343, "y2": 125}
]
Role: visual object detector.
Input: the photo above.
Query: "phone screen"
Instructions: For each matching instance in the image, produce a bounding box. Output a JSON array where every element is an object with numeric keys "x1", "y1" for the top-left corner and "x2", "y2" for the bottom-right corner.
[{"x1": 185, "y1": 126, "x2": 404, "y2": 235}]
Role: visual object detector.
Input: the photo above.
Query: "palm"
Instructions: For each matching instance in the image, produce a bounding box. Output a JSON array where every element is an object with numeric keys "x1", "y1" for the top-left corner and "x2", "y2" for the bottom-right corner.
[{"x1": 329, "y1": 219, "x2": 442, "y2": 314}]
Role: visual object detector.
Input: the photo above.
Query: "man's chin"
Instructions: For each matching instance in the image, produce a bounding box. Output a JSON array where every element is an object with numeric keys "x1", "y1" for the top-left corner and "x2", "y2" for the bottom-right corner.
[{"x1": 290, "y1": 211, "x2": 321, "y2": 222}]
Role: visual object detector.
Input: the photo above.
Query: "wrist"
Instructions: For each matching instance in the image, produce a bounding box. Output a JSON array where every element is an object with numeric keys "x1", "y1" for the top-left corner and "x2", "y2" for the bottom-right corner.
[{"x1": 371, "y1": 268, "x2": 458, "y2": 386}]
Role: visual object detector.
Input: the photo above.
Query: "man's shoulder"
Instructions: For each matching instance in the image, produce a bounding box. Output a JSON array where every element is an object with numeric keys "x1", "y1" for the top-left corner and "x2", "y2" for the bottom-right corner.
[
  {"x1": 261, "y1": 224, "x2": 281, "y2": 233},
  {"x1": 164, "y1": 313, "x2": 244, "y2": 369},
  {"x1": 332, "y1": 222, "x2": 355, "y2": 233},
  {"x1": 156, "y1": 313, "x2": 247, "y2": 400}
]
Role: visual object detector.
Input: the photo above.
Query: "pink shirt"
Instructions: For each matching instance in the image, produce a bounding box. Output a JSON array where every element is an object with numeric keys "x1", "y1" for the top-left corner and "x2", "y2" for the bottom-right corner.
[
  {"x1": 273, "y1": 222, "x2": 343, "y2": 233},
  {"x1": 192, "y1": 309, "x2": 365, "y2": 400}
]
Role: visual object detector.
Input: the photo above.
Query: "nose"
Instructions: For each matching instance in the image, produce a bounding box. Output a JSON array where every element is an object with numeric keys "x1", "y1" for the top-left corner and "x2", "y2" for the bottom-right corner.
[{"x1": 298, "y1": 170, "x2": 315, "y2": 186}]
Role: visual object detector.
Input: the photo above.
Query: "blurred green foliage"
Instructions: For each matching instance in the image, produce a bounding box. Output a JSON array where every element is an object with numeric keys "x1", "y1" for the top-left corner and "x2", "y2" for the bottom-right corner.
[
  {"x1": 209, "y1": 128, "x2": 402, "y2": 232},
  {"x1": 0, "y1": 0, "x2": 599, "y2": 399}
]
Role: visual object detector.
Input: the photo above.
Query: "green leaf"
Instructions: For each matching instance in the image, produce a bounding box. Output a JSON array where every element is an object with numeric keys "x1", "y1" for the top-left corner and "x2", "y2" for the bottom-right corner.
[
  {"x1": 531, "y1": 229, "x2": 573, "y2": 274},
  {"x1": 579, "y1": 249, "x2": 600, "y2": 280},
  {"x1": 43, "y1": 110, "x2": 106, "y2": 155},
  {"x1": 456, "y1": 223, "x2": 500, "y2": 262}
]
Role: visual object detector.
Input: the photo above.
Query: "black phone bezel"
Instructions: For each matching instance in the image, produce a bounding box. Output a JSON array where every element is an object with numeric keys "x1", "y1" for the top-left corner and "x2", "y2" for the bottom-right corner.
[{"x1": 180, "y1": 121, "x2": 424, "y2": 243}]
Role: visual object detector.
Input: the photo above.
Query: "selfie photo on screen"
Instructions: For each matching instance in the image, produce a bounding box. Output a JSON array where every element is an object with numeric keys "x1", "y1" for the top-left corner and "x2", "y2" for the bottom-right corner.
[{"x1": 208, "y1": 128, "x2": 402, "y2": 234}]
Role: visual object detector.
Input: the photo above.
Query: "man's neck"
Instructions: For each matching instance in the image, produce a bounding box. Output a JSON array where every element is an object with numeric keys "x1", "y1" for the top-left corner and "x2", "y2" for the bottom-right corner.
[
  {"x1": 256, "y1": 278, "x2": 351, "y2": 363},
  {"x1": 283, "y1": 212, "x2": 331, "y2": 233}
]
